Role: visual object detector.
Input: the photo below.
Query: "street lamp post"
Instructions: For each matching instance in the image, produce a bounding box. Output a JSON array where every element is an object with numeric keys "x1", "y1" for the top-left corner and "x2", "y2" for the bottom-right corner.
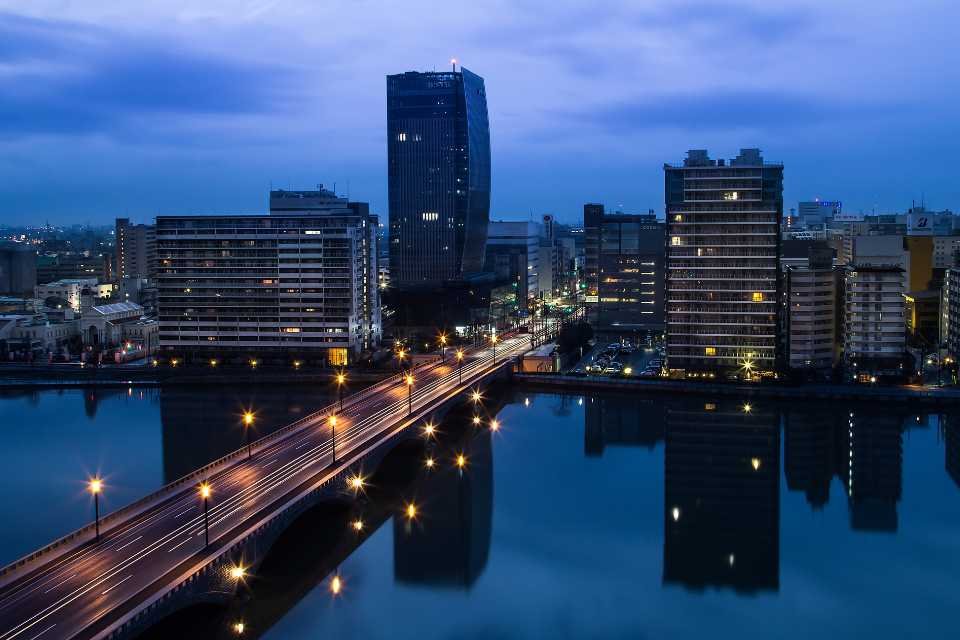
[
  {"x1": 456, "y1": 349, "x2": 464, "y2": 385},
  {"x1": 405, "y1": 374, "x2": 414, "y2": 415},
  {"x1": 88, "y1": 478, "x2": 103, "y2": 542},
  {"x1": 199, "y1": 483, "x2": 211, "y2": 547},
  {"x1": 336, "y1": 371, "x2": 346, "y2": 413},
  {"x1": 439, "y1": 334, "x2": 447, "y2": 362},
  {"x1": 243, "y1": 411, "x2": 254, "y2": 460},
  {"x1": 329, "y1": 415, "x2": 337, "y2": 463},
  {"x1": 491, "y1": 334, "x2": 498, "y2": 364}
]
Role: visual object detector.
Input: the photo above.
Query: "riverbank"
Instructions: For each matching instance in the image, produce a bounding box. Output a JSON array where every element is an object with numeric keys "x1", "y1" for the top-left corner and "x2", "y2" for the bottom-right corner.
[
  {"x1": 0, "y1": 363, "x2": 394, "y2": 389},
  {"x1": 516, "y1": 373, "x2": 960, "y2": 405}
]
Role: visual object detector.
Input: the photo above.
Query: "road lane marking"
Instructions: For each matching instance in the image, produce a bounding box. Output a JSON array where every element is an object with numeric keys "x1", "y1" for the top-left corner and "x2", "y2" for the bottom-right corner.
[
  {"x1": 25, "y1": 625, "x2": 54, "y2": 640},
  {"x1": 166, "y1": 537, "x2": 193, "y2": 553},
  {"x1": 100, "y1": 575, "x2": 133, "y2": 595},
  {"x1": 172, "y1": 506, "x2": 195, "y2": 519},
  {"x1": 42, "y1": 574, "x2": 76, "y2": 595},
  {"x1": 113, "y1": 536, "x2": 142, "y2": 552}
]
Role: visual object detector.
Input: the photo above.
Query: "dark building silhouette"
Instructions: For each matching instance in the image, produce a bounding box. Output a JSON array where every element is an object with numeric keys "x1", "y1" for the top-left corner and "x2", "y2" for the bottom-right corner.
[
  {"x1": 394, "y1": 428, "x2": 493, "y2": 588},
  {"x1": 584, "y1": 395, "x2": 665, "y2": 456},
  {"x1": 663, "y1": 399, "x2": 780, "y2": 592},
  {"x1": 583, "y1": 204, "x2": 665, "y2": 335},
  {"x1": 784, "y1": 409, "x2": 838, "y2": 509},
  {"x1": 840, "y1": 410, "x2": 903, "y2": 532},
  {"x1": 386, "y1": 65, "x2": 491, "y2": 331}
]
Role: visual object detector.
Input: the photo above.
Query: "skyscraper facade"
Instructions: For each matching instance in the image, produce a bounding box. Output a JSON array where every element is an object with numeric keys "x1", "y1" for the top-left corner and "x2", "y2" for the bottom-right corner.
[
  {"x1": 665, "y1": 149, "x2": 783, "y2": 378},
  {"x1": 387, "y1": 66, "x2": 490, "y2": 290}
]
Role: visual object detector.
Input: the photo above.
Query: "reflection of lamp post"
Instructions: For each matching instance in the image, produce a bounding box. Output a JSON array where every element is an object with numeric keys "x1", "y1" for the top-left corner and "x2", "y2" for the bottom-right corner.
[
  {"x1": 199, "y1": 483, "x2": 211, "y2": 547},
  {"x1": 242, "y1": 411, "x2": 254, "y2": 459},
  {"x1": 456, "y1": 349, "x2": 464, "y2": 385},
  {"x1": 405, "y1": 374, "x2": 414, "y2": 415},
  {"x1": 88, "y1": 478, "x2": 103, "y2": 542}
]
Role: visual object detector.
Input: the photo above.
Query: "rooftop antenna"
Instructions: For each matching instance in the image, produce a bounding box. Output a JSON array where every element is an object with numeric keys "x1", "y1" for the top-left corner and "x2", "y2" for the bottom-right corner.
[{"x1": 451, "y1": 58, "x2": 457, "y2": 72}]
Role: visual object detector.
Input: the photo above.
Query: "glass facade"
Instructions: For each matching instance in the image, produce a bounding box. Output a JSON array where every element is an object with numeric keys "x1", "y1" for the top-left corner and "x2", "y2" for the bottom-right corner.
[{"x1": 387, "y1": 67, "x2": 490, "y2": 289}]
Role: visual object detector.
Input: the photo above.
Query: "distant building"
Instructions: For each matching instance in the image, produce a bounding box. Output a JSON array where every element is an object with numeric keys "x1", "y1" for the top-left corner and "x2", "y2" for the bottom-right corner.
[
  {"x1": 784, "y1": 244, "x2": 841, "y2": 373},
  {"x1": 584, "y1": 204, "x2": 665, "y2": 335},
  {"x1": 115, "y1": 218, "x2": 156, "y2": 280},
  {"x1": 81, "y1": 301, "x2": 156, "y2": 354},
  {"x1": 156, "y1": 188, "x2": 380, "y2": 364},
  {"x1": 844, "y1": 265, "x2": 906, "y2": 379},
  {"x1": 664, "y1": 149, "x2": 783, "y2": 378},
  {"x1": 798, "y1": 200, "x2": 841, "y2": 228},
  {"x1": 36, "y1": 253, "x2": 108, "y2": 283},
  {"x1": 484, "y1": 221, "x2": 541, "y2": 309},
  {"x1": 34, "y1": 278, "x2": 104, "y2": 312},
  {"x1": 0, "y1": 243, "x2": 36, "y2": 297},
  {"x1": 387, "y1": 66, "x2": 490, "y2": 291},
  {"x1": 0, "y1": 313, "x2": 77, "y2": 360}
]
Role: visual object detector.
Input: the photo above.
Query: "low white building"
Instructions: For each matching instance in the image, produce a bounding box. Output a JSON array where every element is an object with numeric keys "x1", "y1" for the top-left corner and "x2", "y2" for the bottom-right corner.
[
  {"x1": 0, "y1": 313, "x2": 78, "y2": 358},
  {"x1": 34, "y1": 279, "x2": 105, "y2": 311}
]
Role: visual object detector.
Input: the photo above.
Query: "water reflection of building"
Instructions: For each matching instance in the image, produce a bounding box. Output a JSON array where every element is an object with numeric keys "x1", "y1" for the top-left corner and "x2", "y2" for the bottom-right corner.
[
  {"x1": 394, "y1": 428, "x2": 493, "y2": 589},
  {"x1": 946, "y1": 416, "x2": 960, "y2": 489},
  {"x1": 784, "y1": 409, "x2": 838, "y2": 509},
  {"x1": 159, "y1": 387, "x2": 331, "y2": 483},
  {"x1": 841, "y1": 411, "x2": 902, "y2": 532},
  {"x1": 584, "y1": 395, "x2": 665, "y2": 456},
  {"x1": 663, "y1": 399, "x2": 780, "y2": 592}
]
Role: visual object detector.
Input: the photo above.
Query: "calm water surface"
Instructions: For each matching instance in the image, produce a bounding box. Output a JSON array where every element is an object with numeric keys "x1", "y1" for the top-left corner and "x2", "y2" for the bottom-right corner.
[{"x1": 1, "y1": 387, "x2": 959, "y2": 639}]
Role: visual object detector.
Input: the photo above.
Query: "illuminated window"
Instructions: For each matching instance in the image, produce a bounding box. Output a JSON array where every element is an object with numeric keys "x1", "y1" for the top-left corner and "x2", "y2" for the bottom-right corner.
[
  {"x1": 398, "y1": 132, "x2": 407, "y2": 142},
  {"x1": 329, "y1": 348, "x2": 348, "y2": 366},
  {"x1": 705, "y1": 347, "x2": 717, "y2": 356},
  {"x1": 723, "y1": 191, "x2": 739, "y2": 201},
  {"x1": 283, "y1": 327, "x2": 301, "y2": 333},
  {"x1": 671, "y1": 236, "x2": 681, "y2": 246},
  {"x1": 422, "y1": 212, "x2": 439, "y2": 221},
  {"x1": 674, "y1": 214, "x2": 683, "y2": 222},
  {"x1": 705, "y1": 403, "x2": 716, "y2": 411},
  {"x1": 752, "y1": 292, "x2": 764, "y2": 302}
]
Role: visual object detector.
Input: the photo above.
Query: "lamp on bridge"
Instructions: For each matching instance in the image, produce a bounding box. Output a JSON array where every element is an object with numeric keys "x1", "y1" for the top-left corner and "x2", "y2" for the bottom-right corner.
[
  {"x1": 329, "y1": 415, "x2": 338, "y2": 463},
  {"x1": 335, "y1": 371, "x2": 347, "y2": 413},
  {"x1": 88, "y1": 477, "x2": 103, "y2": 542},
  {"x1": 491, "y1": 333, "x2": 498, "y2": 363},
  {"x1": 456, "y1": 349, "x2": 465, "y2": 384},
  {"x1": 438, "y1": 333, "x2": 448, "y2": 362},
  {"x1": 199, "y1": 482, "x2": 212, "y2": 547},
  {"x1": 490, "y1": 419, "x2": 500, "y2": 432},
  {"x1": 242, "y1": 411, "x2": 255, "y2": 460},
  {"x1": 405, "y1": 374, "x2": 414, "y2": 415}
]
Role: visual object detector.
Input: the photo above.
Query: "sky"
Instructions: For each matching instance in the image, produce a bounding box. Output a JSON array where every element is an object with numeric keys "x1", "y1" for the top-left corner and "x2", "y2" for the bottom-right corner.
[{"x1": 0, "y1": 0, "x2": 958, "y2": 226}]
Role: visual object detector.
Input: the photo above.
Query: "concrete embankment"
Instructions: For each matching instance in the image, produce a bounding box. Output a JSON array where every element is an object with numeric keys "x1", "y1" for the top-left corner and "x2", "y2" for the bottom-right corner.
[{"x1": 516, "y1": 373, "x2": 960, "y2": 405}]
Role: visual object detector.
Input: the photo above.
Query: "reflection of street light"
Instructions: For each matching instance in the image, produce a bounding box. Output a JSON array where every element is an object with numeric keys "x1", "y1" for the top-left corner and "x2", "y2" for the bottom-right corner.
[
  {"x1": 423, "y1": 421, "x2": 436, "y2": 438},
  {"x1": 742, "y1": 403, "x2": 752, "y2": 414},
  {"x1": 330, "y1": 574, "x2": 342, "y2": 596},
  {"x1": 233, "y1": 621, "x2": 245, "y2": 635},
  {"x1": 456, "y1": 454, "x2": 467, "y2": 469},
  {"x1": 88, "y1": 477, "x2": 103, "y2": 541},
  {"x1": 751, "y1": 457, "x2": 761, "y2": 471},
  {"x1": 405, "y1": 503, "x2": 418, "y2": 520},
  {"x1": 490, "y1": 419, "x2": 500, "y2": 432}
]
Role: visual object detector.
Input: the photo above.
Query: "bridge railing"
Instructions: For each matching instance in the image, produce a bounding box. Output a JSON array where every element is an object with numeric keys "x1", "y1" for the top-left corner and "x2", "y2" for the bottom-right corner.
[{"x1": 0, "y1": 356, "x2": 443, "y2": 587}]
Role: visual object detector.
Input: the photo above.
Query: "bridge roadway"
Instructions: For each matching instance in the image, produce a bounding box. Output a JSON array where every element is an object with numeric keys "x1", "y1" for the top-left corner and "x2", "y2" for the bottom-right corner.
[{"x1": 0, "y1": 331, "x2": 536, "y2": 640}]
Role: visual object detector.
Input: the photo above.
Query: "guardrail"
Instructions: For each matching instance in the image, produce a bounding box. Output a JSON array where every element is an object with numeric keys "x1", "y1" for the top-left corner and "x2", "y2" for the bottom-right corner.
[{"x1": 0, "y1": 356, "x2": 443, "y2": 587}]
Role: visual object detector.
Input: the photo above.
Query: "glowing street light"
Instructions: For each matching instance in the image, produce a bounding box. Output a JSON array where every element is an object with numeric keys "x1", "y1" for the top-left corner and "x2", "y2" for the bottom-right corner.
[
  {"x1": 242, "y1": 411, "x2": 255, "y2": 460},
  {"x1": 425, "y1": 456, "x2": 436, "y2": 469},
  {"x1": 352, "y1": 519, "x2": 364, "y2": 532},
  {"x1": 742, "y1": 403, "x2": 752, "y2": 414},
  {"x1": 456, "y1": 454, "x2": 467, "y2": 469},
  {"x1": 423, "y1": 421, "x2": 436, "y2": 438},
  {"x1": 199, "y1": 483, "x2": 212, "y2": 547},
  {"x1": 233, "y1": 621, "x2": 245, "y2": 635},
  {"x1": 405, "y1": 374, "x2": 414, "y2": 415},
  {"x1": 472, "y1": 415, "x2": 481, "y2": 426},
  {"x1": 229, "y1": 565, "x2": 246, "y2": 580},
  {"x1": 491, "y1": 333, "x2": 498, "y2": 363},
  {"x1": 348, "y1": 474, "x2": 365, "y2": 492},
  {"x1": 439, "y1": 333, "x2": 448, "y2": 362},
  {"x1": 471, "y1": 389, "x2": 482, "y2": 404},
  {"x1": 88, "y1": 477, "x2": 103, "y2": 542},
  {"x1": 330, "y1": 574, "x2": 342, "y2": 596},
  {"x1": 405, "y1": 502, "x2": 418, "y2": 520},
  {"x1": 335, "y1": 370, "x2": 347, "y2": 412},
  {"x1": 456, "y1": 349, "x2": 465, "y2": 384},
  {"x1": 329, "y1": 415, "x2": 338, "y2": 463},
  {"x1": 490, "y1": 419, "x2": 500, "y2": 432}
]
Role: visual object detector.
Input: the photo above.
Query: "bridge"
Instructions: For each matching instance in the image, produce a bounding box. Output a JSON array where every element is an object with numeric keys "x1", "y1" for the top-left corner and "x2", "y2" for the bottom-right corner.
[{"x1": 0, "y1": 325, "x2": 556, "y2": 640}]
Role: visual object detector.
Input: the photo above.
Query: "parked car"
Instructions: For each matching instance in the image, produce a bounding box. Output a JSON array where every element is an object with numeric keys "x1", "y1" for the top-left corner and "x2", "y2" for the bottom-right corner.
[
  {"x1": 639, "y1": 369, "x2": 659, "y2": 378},
  {"x1": 603, "y1": 362, "x2": 624, "y2": 374}
]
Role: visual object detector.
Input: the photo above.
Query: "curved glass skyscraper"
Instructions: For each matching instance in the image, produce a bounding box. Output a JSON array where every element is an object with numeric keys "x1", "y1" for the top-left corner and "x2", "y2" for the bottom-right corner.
[{"x1": 387, "y1": 67, "x2": 490, "y2": 290}]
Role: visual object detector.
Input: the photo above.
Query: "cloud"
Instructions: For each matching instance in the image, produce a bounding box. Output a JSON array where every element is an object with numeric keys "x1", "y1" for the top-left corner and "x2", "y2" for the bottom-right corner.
[{"x1": 0, "y1": 11, "x2": 298, "y2": 139}]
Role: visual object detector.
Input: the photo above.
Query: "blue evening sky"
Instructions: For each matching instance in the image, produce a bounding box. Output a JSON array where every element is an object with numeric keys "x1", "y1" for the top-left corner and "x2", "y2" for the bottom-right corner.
[{"x1": 0, "y1": 1, "x2": 957, "y2": 225}]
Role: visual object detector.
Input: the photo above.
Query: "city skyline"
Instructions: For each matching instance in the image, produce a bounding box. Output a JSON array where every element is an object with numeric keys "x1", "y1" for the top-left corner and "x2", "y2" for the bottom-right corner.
[{"x1": 1, "y1": 1, "x2": 959, "y2": 224}]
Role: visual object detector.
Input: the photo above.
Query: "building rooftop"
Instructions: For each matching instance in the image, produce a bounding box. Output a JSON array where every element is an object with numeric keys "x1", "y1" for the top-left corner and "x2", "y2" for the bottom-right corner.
[{"x1": 90, "y1": 301, "x2": 143, "y2": 316}]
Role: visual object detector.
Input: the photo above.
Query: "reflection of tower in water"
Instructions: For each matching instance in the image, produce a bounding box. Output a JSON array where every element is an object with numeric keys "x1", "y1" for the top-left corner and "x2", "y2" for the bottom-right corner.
[
  {"x1": 584, "y1": 395, "x2": 665, "y2": 456},
  {"x1": 393, "y1": 427, "x2": 493, "y2": 589},
  {"x1": 784, "y1": 409, "x2": 839, "y2": 509},
  {"x1": 944, "y1": 415, "x2": 960, "y2": 490},
  {"x1": 841, "y1": 410, "x2": 902, "y2": 532},
  {"x1": 663, "y1": 399, "x2": 780, "y2": 592}
]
